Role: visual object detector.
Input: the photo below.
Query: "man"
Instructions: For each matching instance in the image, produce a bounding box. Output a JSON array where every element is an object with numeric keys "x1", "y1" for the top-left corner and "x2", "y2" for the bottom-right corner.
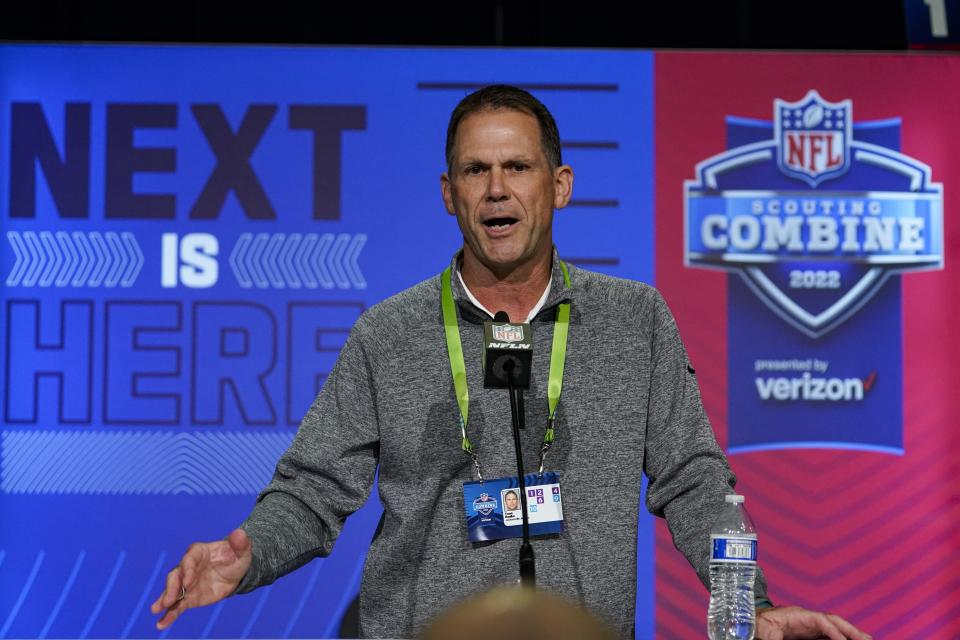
[
  {"x1": 153, "y1": 85, "x2": 869, "y2": 640},
  {"x1": 504, "y1": 490, "x2": 520, "y2": 512}
]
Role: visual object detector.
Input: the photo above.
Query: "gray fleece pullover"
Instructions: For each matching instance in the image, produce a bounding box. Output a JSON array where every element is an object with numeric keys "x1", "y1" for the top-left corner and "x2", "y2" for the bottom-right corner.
[{"x1": 238, "y1": 250, "x2": 768, "y2": 638}]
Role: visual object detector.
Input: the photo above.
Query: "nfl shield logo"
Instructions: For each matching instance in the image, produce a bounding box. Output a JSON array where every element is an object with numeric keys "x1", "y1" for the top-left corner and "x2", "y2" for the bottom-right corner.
[
  {"x1": 492, "y1": 324, "x2": 523, "y2": 342},
  {"x1": 775, "y1": 90, "x2": 851, "y2": 187}
]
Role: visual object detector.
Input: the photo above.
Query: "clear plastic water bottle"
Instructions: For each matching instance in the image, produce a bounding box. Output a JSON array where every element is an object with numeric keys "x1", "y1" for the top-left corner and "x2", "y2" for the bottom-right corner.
[{"x1": 707, "y1": 494, "x2": 757, "y2": 640}]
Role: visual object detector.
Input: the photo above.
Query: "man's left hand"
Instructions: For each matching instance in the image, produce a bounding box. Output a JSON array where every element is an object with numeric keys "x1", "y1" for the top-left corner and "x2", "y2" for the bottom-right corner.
[{"x1": 756, "y1": 606, "x2": 871, "y2": 640}]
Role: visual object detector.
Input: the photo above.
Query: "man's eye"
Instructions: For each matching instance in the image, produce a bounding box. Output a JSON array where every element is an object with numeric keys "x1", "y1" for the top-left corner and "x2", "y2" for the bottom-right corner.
[
  {"x1": 465, "y1": 166, "x2": 483, "y2": 175},
  {"x1": 511, "y1": 164, "x2": 528, "y2": 172}
]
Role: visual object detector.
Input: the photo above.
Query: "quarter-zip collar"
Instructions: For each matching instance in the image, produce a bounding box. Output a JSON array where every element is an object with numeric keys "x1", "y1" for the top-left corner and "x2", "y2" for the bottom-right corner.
[{"x1": 447, "y1": 248, "x2": 575, "y2": 324}]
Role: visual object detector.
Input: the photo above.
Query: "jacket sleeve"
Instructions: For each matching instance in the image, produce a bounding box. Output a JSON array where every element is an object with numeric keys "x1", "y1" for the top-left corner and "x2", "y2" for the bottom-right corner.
[
  {"x1": 236, "y1": 319, "x2": 380, "y2": 593},
  {"x1": 641, "y1": 290, "x2": 769, "y2": 601}
]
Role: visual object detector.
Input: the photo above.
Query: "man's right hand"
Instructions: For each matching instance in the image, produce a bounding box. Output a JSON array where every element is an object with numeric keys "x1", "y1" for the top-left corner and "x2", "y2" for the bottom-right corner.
[{"x1": 150, "y1": 528, "x2": 253, "y2": 630}]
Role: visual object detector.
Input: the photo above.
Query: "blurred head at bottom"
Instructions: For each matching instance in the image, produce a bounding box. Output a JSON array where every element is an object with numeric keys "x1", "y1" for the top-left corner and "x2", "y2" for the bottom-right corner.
[{"x1": 419, "y1": 587, "x2": 617, "y2": 640}]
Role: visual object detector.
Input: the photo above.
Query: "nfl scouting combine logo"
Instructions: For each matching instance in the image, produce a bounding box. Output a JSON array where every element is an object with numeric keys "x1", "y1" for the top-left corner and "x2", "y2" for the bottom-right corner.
[
  {"x1": 685, "y1": 90, "x2": 943, "y2": 338},
  {"x1": 473, "y1": 493, "x2": 498, "y2": 516},
  {"x1": 684, "y1": 90, "x2": 943, "y2": 454}
]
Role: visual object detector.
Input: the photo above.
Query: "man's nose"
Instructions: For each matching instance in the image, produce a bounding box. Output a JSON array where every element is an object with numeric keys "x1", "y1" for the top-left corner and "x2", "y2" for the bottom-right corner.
[{"x1": 485, "y1": 168, "x2": 509, "y2": 201}]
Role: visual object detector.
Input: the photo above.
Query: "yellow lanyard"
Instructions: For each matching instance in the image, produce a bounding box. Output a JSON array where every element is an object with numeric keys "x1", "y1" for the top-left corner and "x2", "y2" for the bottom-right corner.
[{"x1": 440, "y1": 262, "x2": 571, "y2": 480}]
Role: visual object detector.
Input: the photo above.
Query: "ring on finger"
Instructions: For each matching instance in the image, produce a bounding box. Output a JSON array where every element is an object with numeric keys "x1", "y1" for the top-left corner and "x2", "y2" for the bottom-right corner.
[{"x1": 176, "y1": 585, "x2": 187, "y2": 603}]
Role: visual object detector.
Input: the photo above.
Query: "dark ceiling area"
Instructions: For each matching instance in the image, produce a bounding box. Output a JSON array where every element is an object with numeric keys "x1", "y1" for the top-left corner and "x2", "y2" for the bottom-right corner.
[{"x1": 1, "y1": 1, "x2": 909, "y2": 51}]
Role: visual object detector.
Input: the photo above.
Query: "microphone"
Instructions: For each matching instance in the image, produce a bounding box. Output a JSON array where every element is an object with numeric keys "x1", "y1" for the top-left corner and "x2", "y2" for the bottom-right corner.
[
  {"x1": 483, "y1": 311, "x2": 532, "y2": 389},
  {"x1": 485, "y1": 310, "x2": 537, "y2": 588}
]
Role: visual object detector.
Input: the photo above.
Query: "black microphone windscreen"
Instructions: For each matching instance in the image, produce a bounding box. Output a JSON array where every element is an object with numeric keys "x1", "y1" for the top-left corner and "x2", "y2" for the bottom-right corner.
[
  {"x1": 493, "y1": 311, "x2": 510, "y2": 323},
  {"x1": 483, "y1": 316, "x2": 532, "y2": 389}
]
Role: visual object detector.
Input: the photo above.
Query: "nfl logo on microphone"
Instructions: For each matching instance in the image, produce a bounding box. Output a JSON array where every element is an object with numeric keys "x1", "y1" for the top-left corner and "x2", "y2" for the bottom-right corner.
[{"x1": 492, "y1": 324, "x2": 524, "y2": 343}]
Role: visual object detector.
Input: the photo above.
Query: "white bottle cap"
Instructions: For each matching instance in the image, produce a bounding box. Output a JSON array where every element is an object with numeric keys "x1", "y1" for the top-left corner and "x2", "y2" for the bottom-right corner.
[{"x1": 725, "y1": 494, "x2": 745, "y2": 504}]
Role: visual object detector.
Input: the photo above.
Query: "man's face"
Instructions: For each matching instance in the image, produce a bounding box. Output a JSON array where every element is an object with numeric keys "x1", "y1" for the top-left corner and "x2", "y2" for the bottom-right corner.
[
  {"x1": 441, "y1": 109, "x2": 573, "y2": 277},
  {"x1": 505, "y1": 493, "x2": 519, "y2": 510}
]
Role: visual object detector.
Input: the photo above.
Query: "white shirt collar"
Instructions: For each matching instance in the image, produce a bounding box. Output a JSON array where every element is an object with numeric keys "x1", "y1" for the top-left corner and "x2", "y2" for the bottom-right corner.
[{"x1": 456, "y1": 269, "x2": 552, "y2": 323}]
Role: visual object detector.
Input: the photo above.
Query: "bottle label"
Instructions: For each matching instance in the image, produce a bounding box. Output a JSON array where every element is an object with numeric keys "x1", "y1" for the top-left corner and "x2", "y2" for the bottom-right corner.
[{"x1": 711, "y1": 535, "x2": 757, "y2": 563}]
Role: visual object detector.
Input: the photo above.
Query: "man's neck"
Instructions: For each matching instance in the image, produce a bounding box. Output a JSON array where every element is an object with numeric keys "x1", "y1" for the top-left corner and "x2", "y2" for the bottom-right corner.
[{"x1": 459, "y1": 251, "x2": 552, "y2": 323}]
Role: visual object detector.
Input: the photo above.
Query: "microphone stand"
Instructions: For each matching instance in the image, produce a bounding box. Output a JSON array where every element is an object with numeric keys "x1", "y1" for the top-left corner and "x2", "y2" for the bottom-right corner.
[{"x1": 504, "y1": 360, "x2": 535, "y2": 589}]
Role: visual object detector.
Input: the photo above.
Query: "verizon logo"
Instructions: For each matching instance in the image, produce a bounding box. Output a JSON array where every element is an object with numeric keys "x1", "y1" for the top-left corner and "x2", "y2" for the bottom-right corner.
[{"x1": 755, "y1": 371, "x2": 876, "y2": 402}]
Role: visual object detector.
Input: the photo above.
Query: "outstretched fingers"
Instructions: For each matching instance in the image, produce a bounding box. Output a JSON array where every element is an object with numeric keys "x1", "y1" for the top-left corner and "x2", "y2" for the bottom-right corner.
[
  {"x1": 827, "y1": 613, "x2": 872, "y2": 640},
  {"x1": 155, "y1": 591, "x2": 189, "y2": 630},
  {"x1": 757, "y1": 606, "x2": 871, "y2": 640},
  {"x1": 802, "y1": 611, "x2": 870, "y2": 640},
  {"x1": 151, "y1": 567, "x2": 181, "y2": 613},
  {"x1": 151, "y1": 544, "x2": 206, "y2": 629},
  {"x1": 151, "y1": 567, "x2": 187, "y2": 628},
  {"x1": 180, "y1": 544, "x2": 200, "y2": 591},
  {"x1": 149, "y1": 533, "x2": 251, "y2": 631}
]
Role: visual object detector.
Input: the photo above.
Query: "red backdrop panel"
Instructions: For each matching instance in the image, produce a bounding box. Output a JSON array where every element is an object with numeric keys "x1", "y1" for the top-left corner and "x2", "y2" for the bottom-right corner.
[{"x1": 654, "y1": 51, "x2": 960, "y2": 639}]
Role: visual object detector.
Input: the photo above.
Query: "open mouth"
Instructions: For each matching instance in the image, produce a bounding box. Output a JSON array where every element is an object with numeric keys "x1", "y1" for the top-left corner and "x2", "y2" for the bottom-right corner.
[{"x1": 483, "y1": 217, "x2": 518, "y2": 229}]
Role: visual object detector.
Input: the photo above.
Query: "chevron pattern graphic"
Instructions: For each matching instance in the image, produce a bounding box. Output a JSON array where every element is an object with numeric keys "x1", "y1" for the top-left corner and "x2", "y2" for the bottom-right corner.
[
  {"x1": 652, "y1": 280, "x2": 960, "y2": 639},
  {"x1": 1, "y1": 431, "x2": 294, "y2": 495},
  {"x1": 656, "y1": 446, "x2": 960, "y2": 639},
  {"x1": 0, "y1": 543, "x2": 368, "y2": 639},
  {"x1": 229, "y1": 233, "x2": 367, "y2": 290},
  {"x1": 5, "y1": 231, "x2": 144, "y2": 288}
]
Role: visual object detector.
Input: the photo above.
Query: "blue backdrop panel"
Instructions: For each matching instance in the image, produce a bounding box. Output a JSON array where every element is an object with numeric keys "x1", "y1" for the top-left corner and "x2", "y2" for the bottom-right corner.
[{"x1": 0, "y1": 45, "x2": 654, "y2": 638}]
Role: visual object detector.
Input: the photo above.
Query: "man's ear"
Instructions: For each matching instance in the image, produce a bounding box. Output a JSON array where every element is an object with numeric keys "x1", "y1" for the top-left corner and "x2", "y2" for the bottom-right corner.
[
  {"x1": 441, "y1": 172, "x2": 456, "y2": 216},
  {"x1": 553, "y1": 165, "x2": 574, "y2": 209}
]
